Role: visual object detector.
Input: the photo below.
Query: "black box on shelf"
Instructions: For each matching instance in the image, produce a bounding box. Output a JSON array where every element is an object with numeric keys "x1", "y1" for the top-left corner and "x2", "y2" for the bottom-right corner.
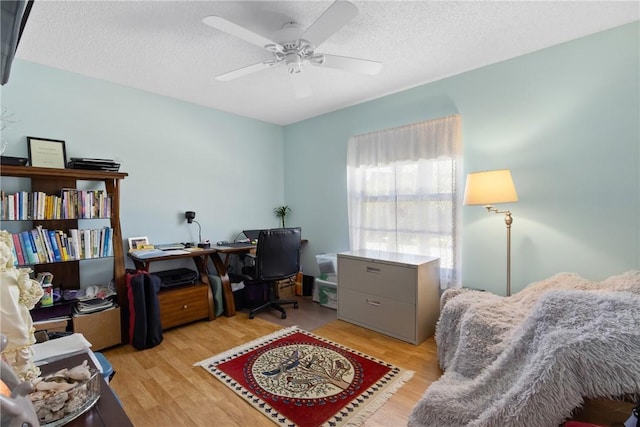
[{"x1": 0, "y1": 156, "x2": 28, "y2": 166}]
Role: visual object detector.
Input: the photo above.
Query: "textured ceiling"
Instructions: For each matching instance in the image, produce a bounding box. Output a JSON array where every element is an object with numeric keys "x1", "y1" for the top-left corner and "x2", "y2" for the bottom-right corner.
[{"x1": 15, "y1": 1, "x2": 639, "y2": 125}]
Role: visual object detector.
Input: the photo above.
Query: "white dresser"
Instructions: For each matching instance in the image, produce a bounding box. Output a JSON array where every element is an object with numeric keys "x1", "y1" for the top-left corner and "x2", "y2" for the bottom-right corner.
[{"x1": 337, "y1": 250, "x2": 440, "y2": 345}]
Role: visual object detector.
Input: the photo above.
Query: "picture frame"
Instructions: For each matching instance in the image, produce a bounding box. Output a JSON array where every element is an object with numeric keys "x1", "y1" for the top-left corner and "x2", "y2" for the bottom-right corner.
[
  {"x1": 128, "y1": 236, "x2": 149, "y2": 251},
  {"x1": 27, "y1": 137, "x2": 67, "y2": 169}
]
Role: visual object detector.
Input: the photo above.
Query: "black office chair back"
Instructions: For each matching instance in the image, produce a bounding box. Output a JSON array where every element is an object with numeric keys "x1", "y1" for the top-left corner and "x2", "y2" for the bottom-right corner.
[{"x1": 255, "y1": 228, "x2": 301, "y2": 281}]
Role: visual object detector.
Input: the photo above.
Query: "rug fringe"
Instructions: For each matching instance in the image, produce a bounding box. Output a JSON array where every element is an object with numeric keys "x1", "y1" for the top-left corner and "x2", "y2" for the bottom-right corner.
[
  {"x1": 193, "y1": 326, "x2": 301, "y2": 367},
  {"x1": 339, "y1": 369, "x2": 415, "y2": 427}
]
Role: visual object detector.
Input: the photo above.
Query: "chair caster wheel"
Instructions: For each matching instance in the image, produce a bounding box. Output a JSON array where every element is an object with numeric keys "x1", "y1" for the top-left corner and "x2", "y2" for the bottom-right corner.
[
  {"x1": 249, "y1": 313, "x2": 255, "y2": 319},
  {"x1": 281, "y1": 313, "x2": 287, "y2": 319},
  {"x1": 293, "y1": 303, "x2": 299, "y2": 309}
]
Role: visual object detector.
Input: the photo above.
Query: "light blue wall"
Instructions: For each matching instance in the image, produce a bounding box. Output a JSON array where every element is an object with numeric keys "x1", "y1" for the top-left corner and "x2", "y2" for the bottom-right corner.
[
  {"x1": 284, "y1": 22, "x2": 640, "y2": 294},
  {"x1": 1, "y1": 23, "x2": 638, "y2": 293},
  {"x1": 1, "y1": 61, "x2": 285, "y2": 271}
]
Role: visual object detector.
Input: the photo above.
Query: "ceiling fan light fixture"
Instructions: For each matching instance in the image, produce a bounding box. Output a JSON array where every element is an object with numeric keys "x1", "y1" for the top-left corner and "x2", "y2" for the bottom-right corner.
[{"x1": 285, "y1": 52, "x2": 303, "y2": 74}]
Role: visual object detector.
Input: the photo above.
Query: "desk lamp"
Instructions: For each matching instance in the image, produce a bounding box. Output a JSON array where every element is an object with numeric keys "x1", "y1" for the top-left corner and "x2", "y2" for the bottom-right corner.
[
  {"x1": 463, "y1": 169, "x2": 518, "y2": 296},
  {"x1": 185, "y1": 211, "x2": 210, "y2": 248}
]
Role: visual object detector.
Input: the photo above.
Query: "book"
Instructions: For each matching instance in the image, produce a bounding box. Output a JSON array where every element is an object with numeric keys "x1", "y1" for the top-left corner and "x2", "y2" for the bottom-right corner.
[
  {"x1": 16, "y1": 232, "x2": 28, "y2": 265},
  {"x1": 103, "y1": 227, "x2": 112, "y2": 257},
  {"x1": 69, "y1": 229, "x2": 80, "y2": 260},
  {"x1": 11, "y1": 233, "x2": 25, "y2": 265},
  {"x1": 82, "y1": 229, "x2": 91, "y2": 258},
  {"x1": 7, "y1": 195, "x2": 14, "y2": 220},
  {"x1": 30, "y1": 229, "x2": 46, "y2": 263},
  {"x1": 36, "y1": 226, "x2": 54, "y2": 263},
  {"x1": 47, "y1": 230, "x2": 62, "y2": 262},
  {"x1": 17, "y1": 191, "x2": 23, "y2": 220},
  {"x1": 92, "y1": 229, "x2": 99, "y2": 257},
  {"x1": 21, "y1": 191, "x2": 29, "y2": 219},
  {"x1": 56, "y1": 230, "x2": 70, "y2": 261},
  {"x1": 21, "y1": 230, "x2": 38, "y2": 264}
]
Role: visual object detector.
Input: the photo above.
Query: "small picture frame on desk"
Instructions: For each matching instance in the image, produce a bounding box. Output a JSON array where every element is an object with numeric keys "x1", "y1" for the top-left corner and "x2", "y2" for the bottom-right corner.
[
  {"x1": 128, "y1": 236, "x2": 149, "y2": 251},
  {"x1": 27, "y1": 137, "x2": 67, "y2": 169}
]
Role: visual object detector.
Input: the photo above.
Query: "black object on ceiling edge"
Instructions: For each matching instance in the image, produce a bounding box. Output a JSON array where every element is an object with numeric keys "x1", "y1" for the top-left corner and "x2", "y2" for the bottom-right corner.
[{"x1": 1, "y1": 0, "x2": 34, "y2": 86}]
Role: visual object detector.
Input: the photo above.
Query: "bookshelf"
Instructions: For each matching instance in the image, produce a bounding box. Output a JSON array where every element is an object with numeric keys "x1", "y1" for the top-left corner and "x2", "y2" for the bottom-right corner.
[{"x1": 0, "y1": 165, "x2": 128, "y2": 346}]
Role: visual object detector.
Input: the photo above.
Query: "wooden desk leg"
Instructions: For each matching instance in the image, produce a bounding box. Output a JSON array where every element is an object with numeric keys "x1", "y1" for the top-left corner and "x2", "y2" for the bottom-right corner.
[
  {"x1": 131, "y1": 259, "x2": 149, "y2": 272},
  {"x1": 191, "y1": 255, "x2": 216, "y2": 320},
  {"x1": 208, "y1": 252, "x2": 236, "y2": 317}
]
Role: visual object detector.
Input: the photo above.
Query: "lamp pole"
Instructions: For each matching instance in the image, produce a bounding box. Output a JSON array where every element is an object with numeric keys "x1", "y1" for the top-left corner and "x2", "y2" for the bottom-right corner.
[
  {"x1": 486, "y1": 206, "x2": 513, "y2": 296},
  {"x1": 504, "y1": 210, "x2": 512, "y2": 297}
]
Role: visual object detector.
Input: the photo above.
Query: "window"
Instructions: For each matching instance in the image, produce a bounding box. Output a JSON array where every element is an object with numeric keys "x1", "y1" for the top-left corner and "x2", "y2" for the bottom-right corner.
[{"x1": 347, "y1": 115, "x2": 462, "y2": 288}]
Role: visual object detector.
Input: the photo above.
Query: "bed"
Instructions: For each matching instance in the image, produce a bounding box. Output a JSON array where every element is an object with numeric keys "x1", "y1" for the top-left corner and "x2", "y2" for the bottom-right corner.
[{"x1": 408, "y1": 271, "x2": 640, "y2": 427}]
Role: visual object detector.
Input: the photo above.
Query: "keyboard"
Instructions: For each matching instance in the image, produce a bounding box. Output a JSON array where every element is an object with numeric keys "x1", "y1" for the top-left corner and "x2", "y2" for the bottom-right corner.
[{"x1": 223, "y1": 242, "x2": 255, "y2": 248}]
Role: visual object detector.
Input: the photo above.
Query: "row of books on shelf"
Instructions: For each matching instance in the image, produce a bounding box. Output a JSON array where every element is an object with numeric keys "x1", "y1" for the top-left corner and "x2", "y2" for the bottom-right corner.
[
  {"x1": 10, "y1": 225, "x2": 114, "y2": 266},
  {"x1": 0, "y1": 189, "x2": 113, "y2": 221}
]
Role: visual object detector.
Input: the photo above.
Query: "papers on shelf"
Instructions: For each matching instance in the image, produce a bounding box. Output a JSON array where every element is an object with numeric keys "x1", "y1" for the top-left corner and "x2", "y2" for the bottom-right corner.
[
  {"x1": 33, "y1": 316, "x2": 70, "y2": 325},
  {"x1": 75, "y1": 298, "x2": 115, "y2": 314}
]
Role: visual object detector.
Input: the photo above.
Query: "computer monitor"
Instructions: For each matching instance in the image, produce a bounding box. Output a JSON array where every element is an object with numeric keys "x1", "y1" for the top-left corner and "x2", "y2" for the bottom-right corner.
[{"x1": 242, "y1": 229, "x2": 265, "y2": 242}]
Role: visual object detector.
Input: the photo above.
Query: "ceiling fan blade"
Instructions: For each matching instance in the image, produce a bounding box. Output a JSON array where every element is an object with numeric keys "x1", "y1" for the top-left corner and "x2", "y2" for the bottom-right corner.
[
  {"x1": 300, "y1": 0, "x2": 358, "y2": 48},
  {"x1": 216, "y1": 61, "x2": 276, "y2": 81},
  {"x1": 203, "y1": 16, "x2": 283, "y2": 51},
  {"x1": 318, "y1": 54, "x2": 383, "y2": 75}
]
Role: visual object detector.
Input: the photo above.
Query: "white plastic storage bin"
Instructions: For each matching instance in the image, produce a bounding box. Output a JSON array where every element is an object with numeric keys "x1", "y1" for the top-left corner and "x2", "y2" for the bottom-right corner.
[
  {"x1": 316, "y1": 279, "x2": 337, "y2": 309},
  {"x1": 314, "y1": 254, "x2": 338, "y2": 303},
  {"x1": 316, "y1": 254, "x2": 338, "y2": 277}
]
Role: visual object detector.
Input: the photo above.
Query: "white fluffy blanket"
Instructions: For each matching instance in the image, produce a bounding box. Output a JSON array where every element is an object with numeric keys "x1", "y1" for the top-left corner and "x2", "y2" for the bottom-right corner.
[{"x1": 408, "y1": 271, "x2": 640, "y2": 427}]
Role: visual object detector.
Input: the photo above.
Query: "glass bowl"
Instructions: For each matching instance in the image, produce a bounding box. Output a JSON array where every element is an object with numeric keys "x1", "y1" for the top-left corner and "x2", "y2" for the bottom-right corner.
[{"x1": 29, "y1": 368, "x2": 100, "y2": 427}]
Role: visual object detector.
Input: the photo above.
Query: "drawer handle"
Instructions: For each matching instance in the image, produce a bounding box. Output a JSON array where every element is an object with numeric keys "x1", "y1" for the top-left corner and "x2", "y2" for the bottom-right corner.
[
  {"x1": 183, "y1": 305, "x2": 188, "y2": 309},
  {"x1": 366, "y1": 266, "x2": 381, "y2": 274},
  {"x1": 366, "y1": 299, "x2": 381, "y2": 307}
]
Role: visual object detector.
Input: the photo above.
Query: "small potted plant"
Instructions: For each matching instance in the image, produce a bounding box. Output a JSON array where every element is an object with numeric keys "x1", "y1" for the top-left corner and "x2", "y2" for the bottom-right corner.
[{"x1": 274, "y1": 205, "x2": 291, "y2": 228}]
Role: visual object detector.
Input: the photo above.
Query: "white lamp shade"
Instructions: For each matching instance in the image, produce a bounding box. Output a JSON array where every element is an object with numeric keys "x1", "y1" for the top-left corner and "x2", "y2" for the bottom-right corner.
[{"x1": 464, "y1": 169, "x2": 518, "y2": 205}]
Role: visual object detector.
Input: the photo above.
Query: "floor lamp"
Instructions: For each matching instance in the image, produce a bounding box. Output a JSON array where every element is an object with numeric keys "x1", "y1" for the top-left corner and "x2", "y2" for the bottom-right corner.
[{"x1": 463, "y1": 169, "x2": 519, "y2": 296}]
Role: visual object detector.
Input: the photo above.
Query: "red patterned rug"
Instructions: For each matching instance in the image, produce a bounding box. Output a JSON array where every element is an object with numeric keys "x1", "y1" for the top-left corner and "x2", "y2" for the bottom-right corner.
[{"x1": 195, "y1": 326, "x2": 414, "y2": 427}]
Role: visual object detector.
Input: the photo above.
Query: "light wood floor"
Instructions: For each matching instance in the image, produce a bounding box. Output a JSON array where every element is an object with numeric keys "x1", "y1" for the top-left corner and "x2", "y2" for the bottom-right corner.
[
  {"x1": 103, "y1": 313, "x2": 441, "y2": 427},
  {"x1": 103, "y1": 311, "x2": 633, "y2": 427}
]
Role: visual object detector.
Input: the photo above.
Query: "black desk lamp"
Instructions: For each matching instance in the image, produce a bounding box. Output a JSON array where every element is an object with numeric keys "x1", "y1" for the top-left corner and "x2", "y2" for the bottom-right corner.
[{"x1": 185, "y1": 211, "x2": 210, "y2": 248}]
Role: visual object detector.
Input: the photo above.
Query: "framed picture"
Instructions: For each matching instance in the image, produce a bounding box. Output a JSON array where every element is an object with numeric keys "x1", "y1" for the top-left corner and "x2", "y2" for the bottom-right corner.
[
  {"x1": 27, "y1": 137, "x2": 67, "y2": 169},
  {"x1": 128, "y1": 236, "x2": 149, "y2": 251}
]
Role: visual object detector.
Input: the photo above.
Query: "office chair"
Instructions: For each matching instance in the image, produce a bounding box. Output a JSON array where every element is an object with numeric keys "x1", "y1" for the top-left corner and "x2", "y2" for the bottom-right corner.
[{"x1": 242, "y1": 227, "x2": 301, "y2": 319}]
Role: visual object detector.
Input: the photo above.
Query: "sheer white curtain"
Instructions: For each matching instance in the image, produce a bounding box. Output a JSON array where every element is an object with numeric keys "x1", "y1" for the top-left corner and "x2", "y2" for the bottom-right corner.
[{"x1": 346, "y1": 114, "x2": 462, "y2": 289}]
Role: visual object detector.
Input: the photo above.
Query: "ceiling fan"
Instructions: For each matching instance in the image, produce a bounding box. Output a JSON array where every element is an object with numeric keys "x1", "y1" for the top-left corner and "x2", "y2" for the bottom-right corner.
[{"x1": 202, "y1": 0, "x2": 382, "y2": 85}]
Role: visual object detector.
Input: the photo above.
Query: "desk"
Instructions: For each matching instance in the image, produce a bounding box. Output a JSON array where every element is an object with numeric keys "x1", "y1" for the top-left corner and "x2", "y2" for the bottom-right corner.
[
  {"x1": 39, "y1": 353, "x2": 133, "y2": 427},
  {"x1": 207, "y1": 244, "x2": 255, "y2": 316},
  {"x1": 128, "y1": 245, "x2": 255, "y2": 318}
]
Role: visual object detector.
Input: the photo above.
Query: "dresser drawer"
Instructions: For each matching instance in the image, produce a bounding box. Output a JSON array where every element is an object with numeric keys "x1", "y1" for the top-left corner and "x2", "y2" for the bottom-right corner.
[
  {"x1": 338, "y1": 288, "x2": 416, "y2": 343},
  {"x1": 338, "y1": 257, "x2": 416, "y2": 303},
  {"x1": 158, "y1": 284, "x2": 210, "y2": 330}
]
